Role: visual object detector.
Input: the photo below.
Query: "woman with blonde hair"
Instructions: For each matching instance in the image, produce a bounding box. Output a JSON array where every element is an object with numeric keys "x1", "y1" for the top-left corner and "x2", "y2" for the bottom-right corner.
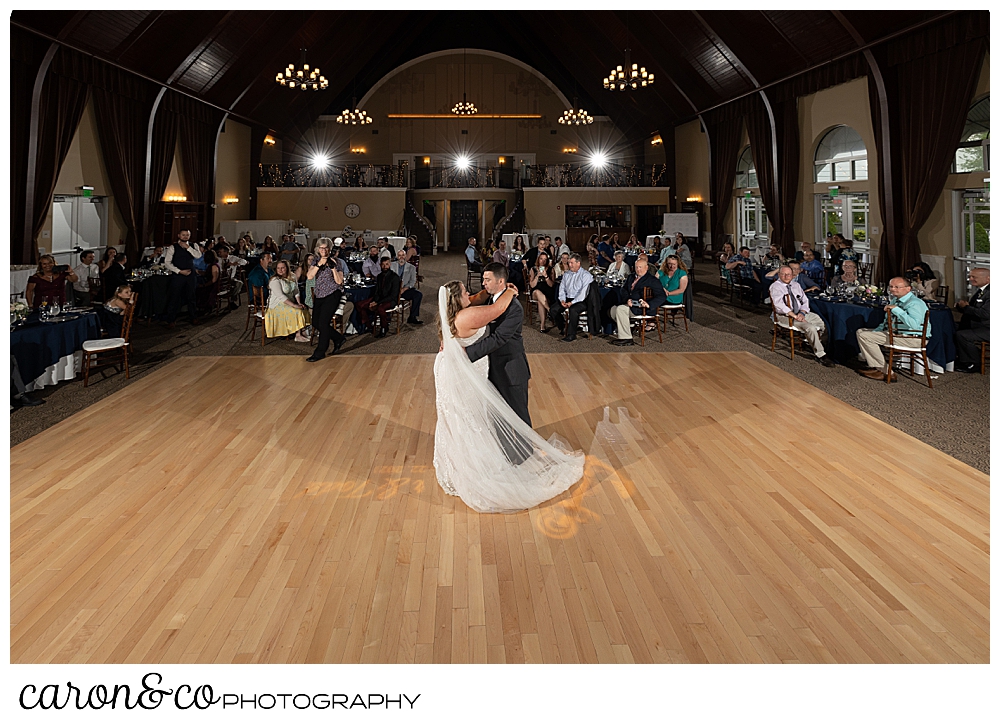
[
  {"x1": 265, "y1": 260, "x2": 311, "y2": 342},
  {"x1": 26, "y1": 254, "x2": 78, "y2": 309}
]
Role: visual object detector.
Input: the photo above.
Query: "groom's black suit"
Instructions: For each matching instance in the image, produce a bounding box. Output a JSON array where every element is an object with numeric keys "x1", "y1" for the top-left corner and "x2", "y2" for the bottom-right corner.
[{"x1": 465, "y1": 294, "x2": 532, "y2": 427}]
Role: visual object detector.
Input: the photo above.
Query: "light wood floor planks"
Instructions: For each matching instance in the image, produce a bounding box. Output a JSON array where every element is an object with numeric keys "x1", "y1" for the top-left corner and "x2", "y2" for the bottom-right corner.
[{"x1": 10, "y1": 352, "x2": 989, "y2": 663}]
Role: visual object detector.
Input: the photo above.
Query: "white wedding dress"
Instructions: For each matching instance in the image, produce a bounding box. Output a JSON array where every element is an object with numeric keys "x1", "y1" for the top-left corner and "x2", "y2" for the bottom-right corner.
[{"x1": 433, "y1": 288, "x2": 585, "y2": 513}]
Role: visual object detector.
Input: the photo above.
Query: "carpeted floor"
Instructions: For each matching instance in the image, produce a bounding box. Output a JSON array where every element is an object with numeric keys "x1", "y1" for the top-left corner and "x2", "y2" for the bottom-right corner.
[{"x1": 11, "y1": 251, "x2": 990, "y2": 473}]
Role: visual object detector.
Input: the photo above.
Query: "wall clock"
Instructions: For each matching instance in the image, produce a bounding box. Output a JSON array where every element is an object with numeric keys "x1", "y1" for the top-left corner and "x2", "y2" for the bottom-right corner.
[{"x1": 345, "y1": 203, "x2": 360, "y2": 218}]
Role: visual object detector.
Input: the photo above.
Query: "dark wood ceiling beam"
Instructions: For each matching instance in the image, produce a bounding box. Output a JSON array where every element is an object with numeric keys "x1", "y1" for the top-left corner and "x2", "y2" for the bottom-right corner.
[
  {"x1": 165, "y1": 10, "x2": 236, "y2": 85},
  {"x1": 112, "y1": 10, "x2": 164, "y2": 62},
  {"x1": 758, "y1": 10, "x2": 811, "y2": 67}
]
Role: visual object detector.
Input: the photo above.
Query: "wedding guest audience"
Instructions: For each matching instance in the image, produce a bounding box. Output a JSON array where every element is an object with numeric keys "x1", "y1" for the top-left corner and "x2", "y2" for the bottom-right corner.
[
  {"x1": 466, "y1": 237, "x2": 482, "y2": 271},
  {"x1": 800, "y1": 249, "x2": 826, "y2": 288},
  {"x1": 279, "y1": 235, "x2": 301, "y2": 265},
  {"x1": 520, "y1": 234, "x2": 540, "y2": 273},
  {"x1": 554, "y1": 252, "x2": 571, "y2": 280},
  {"x1": 648, "y1": 235, "x2": 662, "y2": 253},
  {"x1": 549, "y1": 253, "x2": 593, "y2": 342},
  {"x1": 142, "y1": 246, "x2": 166, "y2": 267},
  {"x1": 98, "y1": 246, "x2": 118, "y2": 274},
  {"x1": 856, "y1": 277, "x2": 930, "y2": 381},
  {"x1": 607, "y1": 251, "x2": 631, "y2": 281},
  {"x1": 362, "y1": 246, "x2": 382, "y2": 278},
  {"x1": 726, "y1": 246, "x2": 765, "y2": 304},
  {"x1": 511, "y1": 235, "x2": 527, "y2": 254},
  {"x1": 597, "y1": 235, "x2": 614, "y2": 268},
  {"x1": 825, "y1": 234, "x2": 843, "y2": 273},
  {"x1": 215, "y1": 245, "x2": 246, "y2": 309},
  {"x1": 101, "y1": 250, "x2": 128, "y2": 302},
  {"x1": 609, "y1": 232, "x2": 621, "y2": 251},
  {"x1": 528, "y1": 252, "x2": 557, "y2": 332},
  {"x1": 377, "y1": 236, "x2": 396, "y2": 259},
  {"x1": 657, "y1": 255, "x2": 689, "y2": 305},
  {"x1": 835, "y1": 235, "x2": 858, "y2": 274},
  {"x1": 717, "y1": 241, "x2": 736, "y2": 264},
  {"x1": 908, "y1": 262, "x2": 939, "y2": 299},
  {"x1": 954, "y1": 267, "x2": 990, "y2": 373},
  {"x1": 785, "y1": 261, "x2": 821, "y2": 292},
  {"x1": 829, "y1": 259, "x2": 861, "y2": 290},
  {"x1": 26, "y1": 254, "x2": 77, "y2": 309},
  {"x1": 794, "y1": 241, "x2": 813, "y2": 262},
  {"x1": 770, "y1": 266, "x2": 836, "y2": 366},
  {"x1": 586, "y1": 234, "x2": 600, "y2": 268},
  {"x1": 163, "y1": 228, "x2": 203, "y2": 327},
  {"x1": 555, "y1": 236, "x2": 571, "y2": 259},
  {"x1": 97, "y1": 284, "x2": 134, "y2": 338},
  {"x1": 674, "y1": 234, "x2": 694, "y2": 269},
  {"x1": 265, "y1": 260, "x2": 311, "y2": 342},
  {"x1": 624, "y1": 235, "x2": 641, "y2": 254},
  {"x1": 764, "y1": 243, "x2": 783, "y2": 264},
  {"x1": 358, "y1": 257, "x2": 402, "y2": 337},
  {"x1": 610, "y1": 256, "x2": 666, "y2": 347},
  {"x1": 404, "y1": 237, "x2": 420, "y2": 264},
  {"x1": 262, "y1": 235, "x2": 280, "y2": 257},
  {"x1": 305, "y1": 238, "x2": 346, "y2": 362},
  {"x1": 72, "y1": 250, "x2": 100, "y2": 306},
  {"x1": 492, "y1": 240, "x2": 510, "y2": 265},
  {"x1": 391, "y1": 249, "x2": 423, "y2": 324}
]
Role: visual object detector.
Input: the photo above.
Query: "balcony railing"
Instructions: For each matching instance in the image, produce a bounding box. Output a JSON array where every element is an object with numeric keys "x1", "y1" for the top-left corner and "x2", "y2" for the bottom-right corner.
[
  {"x1": 522, "y1": 163, "x2": 669, "y2": 188},
  {"x1": 409, "y1": 166, "x2": 519, "y2": 189},
  {"x1": 258, "y1": 163, "x2": 408, "y2": 188}
]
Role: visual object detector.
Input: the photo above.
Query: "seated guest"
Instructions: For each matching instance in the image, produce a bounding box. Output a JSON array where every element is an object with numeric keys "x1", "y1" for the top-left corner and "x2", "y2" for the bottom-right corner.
[
  {"x1": 215, "y1": 245, "x2": 246, "y2": 309},
  {"x1": 98, "y1": 246, "x2": 118, "y2": 274},
  {"x1": 794, "y1": 240, "x2": 813, "y2": 262},
  {"x1": 586, "y1": 234, "x2": 600, "y2": 268},
  {"x1": 624, "y1": 234, "x2": 641, "y2": 254},
  {"x1": 607, "y1": 251, "x2": 631, "y2": 281},
  {"x1": 26, "y1": 254, "x2": 77, "y2": 310},
  {"x1": 726, "y1": 246, "x2": 765, "y2": 303},
  {"x1": 555, "y1": 236, "x2": 571, "y2": 259},
  {"x1": 97, "y1": 284, "x2": 135, "y2": 338},
  {"x1": 770, "y1": 266, "x2": 836, "y2": 367},
  {"x1": 763, "y1": 243, "x2": 783, "y2": 266},
  {"x1": 648, "y1": 235, "x2": 662, "y2": 253},
  {"x1": 829, "y1": 259, "x2": 861, "y2": 291},
  {"x1": 492, "y1": 240, "x2": 510, "y2": 265},
  {"x1": 835, "y1": 235, "x2": 858, "y2": 274},
  {"x1": 554, "y1": 252, "x2": 571, "y2": 281},
  {"x1": 856, "y1": 277, "x2": 930, "y2": 382},
  {"x1": 610, "y1": 256, "x2": 666, "y2": 347},
  {"x1": 72, "y1": 250, "x2": 100, "y2": 306},
  {"x1": 954, "y1": 267, "x2": 990, "y2": 373},
  {"x1": 786, "y1": 261, "x2": 821, "y2": 293},
  {"x1": 101, "y1": 252, "x2": 128, "y2": 302},
  {"x1": 195, "y1": 250, "x2": 221, "y2": 313},
  {"x1": 391, "y1": 249, "x2": 423, "y2": 324},
  {"x1": 908, "y1": 262, "x2": 939, "y2": 299},
  {"x1": 609, "y1": 232, "x2": 622, "y2": 251},
  {"x1": 674, "y1": 233, "x2": 694, "y2": 270},
  {"x1": 262, "y1": 235, "x2": 280, "y2": 257},
  {"x1": 362, "y1": 246, "x2": 382, "y2": 278},
  {"x1": 826, "y1": 234, "x2": 843, "y2": 273},
  {"x1": 377, "y1": 236, "x2": 396, "y2": 259},
  {"x1": 404, "y1": 237, "x2": 420, "y2": 263},
  {"x1": 279, "y1": 235, "x2": 300, "y2": 265},
  {"x1": 528, "y1": 252, "x2": 557, "y2": 333},
  {"x1": 465, "y1": 237, "x2": 482, "y2": 272},
  {"x1": 358, "y1": 257, "x2": 402, "y2": 337},
  {"x1": 799, "y1": 249, "x2": 826, "y2": 289},
  {"x1": 657, "y1": 255, "x2": 689, "y2": 306},
  {"x1": 597, "y1": 235, "x2": 614, "y2": 268},
  {"x1": 266, "y1": 260, "x2": 311, "y2": 342},
  {"x1": 142, "y1": 246, "x2": 166, "y2": 267},
  {"x1": 246, "y1": 252, "x2": 273, "y2": 298},
  {"x1": 549, "y1": 253, "x2": 593, "y2": 342},
  {"x1": 717, "y1": 241, "x2": 736, "y2": 265},
  {"x1": 511, "y1": 235, "x2": 527, "y2": 254}
]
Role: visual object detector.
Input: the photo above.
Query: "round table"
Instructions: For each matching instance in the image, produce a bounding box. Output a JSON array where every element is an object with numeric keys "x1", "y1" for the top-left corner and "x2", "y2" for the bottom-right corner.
[
  {"x1": 11, "y1": 311, "x2": 101, "y2": 390},
  {"x1": 131, "y1": 274, "x2": 173, "y2": 319},
  {"x1": 344, "y1": 284, "x2": 374, "y2": 333},
  {"x1": 809, "y1": 296, "x2": 956, "y2": 370}
]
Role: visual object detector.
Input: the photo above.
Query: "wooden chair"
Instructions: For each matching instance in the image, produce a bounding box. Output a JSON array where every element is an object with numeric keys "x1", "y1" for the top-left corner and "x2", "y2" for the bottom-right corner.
[
  {"x1": 856, "y1": 261, "x2": 872, "y2": 283},
  {"x1": 411, "y1": 255, "x2": 421, "y2": 289},
  {"x1": 82, "y1": 296, "x2": 137, "y2": 387},
  {"x1": 883, "y1": 310, "x2": 933, "y2": 388},
  {"x1": 214, "y1": 273, "x2": 234, "y2": 315},
  {"x1": 980, "y1": 340, "x2": 989, "y2": 375},
  {"x1": 717, "y1": 260, "x2": 731, "y2": 297},
  {"x1": 934, "y1": 284, "x2": 949, "y2": 305},
  {"x1": 728, "y1": 269, "x2": 752, "y2": 308},
  {"x1": 628, "y1": 287, "x2": 661, "y2": 346},
  {"x1": 250, "y1": 284, "x2": 267, "y2": 346},
  {"x1": 387, "y1": 287, "x2": 412, "y2": 335},
  {"x1": 769, "y1": 296, "x2": 799, "y2": 359},
  {"x1": 466, "y1": 260, "x2": 483, "y2": 292},
  {"x1": 658, "y1": 302, "x2": 688, "y2": 333}
]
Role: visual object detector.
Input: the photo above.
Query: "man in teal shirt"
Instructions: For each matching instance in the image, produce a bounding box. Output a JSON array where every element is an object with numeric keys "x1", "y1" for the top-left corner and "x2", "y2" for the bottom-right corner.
[{"x1": 856, "y1": 276, "x2": 930, "y2": 381}]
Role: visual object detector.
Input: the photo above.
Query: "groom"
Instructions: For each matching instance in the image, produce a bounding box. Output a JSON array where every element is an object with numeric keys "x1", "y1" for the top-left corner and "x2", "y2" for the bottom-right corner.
[{"x1": 465, "y1": 262, "x2": 532, "y2": 427}]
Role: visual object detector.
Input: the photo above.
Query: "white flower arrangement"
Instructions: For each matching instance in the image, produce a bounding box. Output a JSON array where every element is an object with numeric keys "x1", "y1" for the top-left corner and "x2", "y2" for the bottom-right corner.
[{"x1": 861, "y1": 284, "x2": 881, "y2": 295}]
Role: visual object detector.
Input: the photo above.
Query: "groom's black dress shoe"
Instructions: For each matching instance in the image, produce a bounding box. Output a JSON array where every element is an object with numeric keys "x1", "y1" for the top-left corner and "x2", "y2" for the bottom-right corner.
[
  {"x1": 560, "y1": 335, "x2": 576, "y2": 342},
  {"x1": 306, "y1": 354, "x2": 324, "y2": 363}
]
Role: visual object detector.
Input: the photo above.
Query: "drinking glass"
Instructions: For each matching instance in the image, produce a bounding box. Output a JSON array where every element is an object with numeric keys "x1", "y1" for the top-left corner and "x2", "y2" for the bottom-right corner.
[
  {"x1": 39, "y1": 298, "x2": 49, "y2": 320},
  {"x1": 50, "y1": 300, "x2": 61, "y2": 318}
]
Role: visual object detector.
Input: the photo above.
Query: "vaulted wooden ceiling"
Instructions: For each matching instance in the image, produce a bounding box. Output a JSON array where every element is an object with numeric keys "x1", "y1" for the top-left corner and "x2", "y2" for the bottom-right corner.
[{"x1": 11, "y1": 10, "x2": 956, "y2": 145}]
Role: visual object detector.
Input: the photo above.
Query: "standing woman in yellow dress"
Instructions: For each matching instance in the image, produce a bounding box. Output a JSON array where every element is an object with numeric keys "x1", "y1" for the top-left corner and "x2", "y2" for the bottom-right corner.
[{"x1": 265, "y1": 260, "x2": 311, "y2": 342}]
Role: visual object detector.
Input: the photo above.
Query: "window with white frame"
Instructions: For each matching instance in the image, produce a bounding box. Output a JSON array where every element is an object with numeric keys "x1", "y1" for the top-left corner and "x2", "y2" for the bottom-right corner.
[
  {"x1": 953, "y1": 189, "x2": 990, "y2": 299},
  {"x1": 953, "y1": 97, "x2": 989, "y2": 173},
  {"x1": 814, "y1": 126, "x2": 868, "y2": 182},
  {"x1": 737, "y1": 195, "x2": 768, "y2": 242},
  {"x1": 816, "y1": 193, "x2": 870, "y2": 252},
  {"x1": 735, "y1": 146, "x2": 756, "y2": 189}
]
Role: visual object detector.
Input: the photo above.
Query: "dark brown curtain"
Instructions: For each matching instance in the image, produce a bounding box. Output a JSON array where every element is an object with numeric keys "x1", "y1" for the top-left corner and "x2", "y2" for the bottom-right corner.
[
  {"x1": 775, "y1": 97, "x2": 800, "y2": 255},
  {"x1": 144, "y1": 91, "x2": 181, "y2": 245},
  {"x1": 704, "y1": 112, "x2": 744, "y2": 251},
  {"x1": 179, "y1": 98, "x2": 226, "y2": 236},
  {"x1": 745, "y1": 94, "x2": 781, "y2": 250},
  {"x1": 91, "y1": 66, "x2": 156, "y2": 263},
  {"x1": 249, "y1": 125, "x2": 270, "y2": 221},
  {"x1": 30, "y1": 52, "x2": 90, "y2": 252},
  {"x1": 870, "y1": 13, "x2": 987, "y2": 284}
]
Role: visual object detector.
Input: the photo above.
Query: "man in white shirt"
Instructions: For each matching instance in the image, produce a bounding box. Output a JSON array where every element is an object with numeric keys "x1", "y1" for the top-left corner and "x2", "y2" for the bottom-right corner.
[
  {"x1": 770, "y1": 265, "x2": 835, "y2": 367},
  {"x1": 72, "y1": 250, "x2": 100, "y2": 306},
  {"x1": 555, "y1": 236, "x2": 571, "y2": 259},
  {"x1": 163, "y1": 228, "x2": 204, "y2": 326},
  {"x1": 390, "y1": 249, "x2": 423, "y2": 324},
  {"x1": 548, "y1": 253, "x2": 594, "y2": 342}
]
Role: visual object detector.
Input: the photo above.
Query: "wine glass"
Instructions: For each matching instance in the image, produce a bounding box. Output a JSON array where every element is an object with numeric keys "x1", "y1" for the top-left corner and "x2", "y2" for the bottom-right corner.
[
  {"x1": 49, "y1": 299, "x2": 61, "y2": 318},
  {"x1": 38, "y1": 297, "x2": 49, "y2": 320}
]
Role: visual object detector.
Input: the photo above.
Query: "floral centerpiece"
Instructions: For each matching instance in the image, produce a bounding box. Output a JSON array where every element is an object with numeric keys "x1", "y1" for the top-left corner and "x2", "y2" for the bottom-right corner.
[{"x1": 11, "y1": 299, "x2": 28, "y2": 326}]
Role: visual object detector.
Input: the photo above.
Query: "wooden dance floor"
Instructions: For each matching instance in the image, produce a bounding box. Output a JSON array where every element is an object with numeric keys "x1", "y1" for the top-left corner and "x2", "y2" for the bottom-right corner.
[{"x1": 11, "y1": 353, "x2": 988, "y2": 663}]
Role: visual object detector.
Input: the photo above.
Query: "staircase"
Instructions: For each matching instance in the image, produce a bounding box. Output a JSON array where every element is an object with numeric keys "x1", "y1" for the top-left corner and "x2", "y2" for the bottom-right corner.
[
  {"x1": 404, "y1": 192, "x2": 435, "y2": 251},
  {"x1": 492, "y1": 189, "x2": 525, "y2": 241}
]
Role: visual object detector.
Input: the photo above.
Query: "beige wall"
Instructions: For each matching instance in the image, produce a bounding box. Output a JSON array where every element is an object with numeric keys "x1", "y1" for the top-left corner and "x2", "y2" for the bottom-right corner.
[
  {"x1": 298, "y1": 50, "x2": 627, "y2": 168},
  {"x1": 256, "y1": 188, "x2": 406, "y2": 232},
  {"x1": 214, "y1": 119, "x2": 251, "y2": 234},
  {"x1": 674, "y1": 119, "x2": 710, "y2": 222},
  {"x1": 524, "y1": 188, "x2": 670, "y2": 230}
]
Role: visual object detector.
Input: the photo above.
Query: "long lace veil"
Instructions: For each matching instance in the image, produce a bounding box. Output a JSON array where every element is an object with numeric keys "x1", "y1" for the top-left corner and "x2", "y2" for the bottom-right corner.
[{"x1": 433, "y1": 287, "x2": 584, "y2": 513}]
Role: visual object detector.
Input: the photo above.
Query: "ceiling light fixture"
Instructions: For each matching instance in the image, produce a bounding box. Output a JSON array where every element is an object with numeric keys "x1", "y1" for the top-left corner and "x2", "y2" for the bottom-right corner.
[
  {"x1": 263, "y1": 135, "x2": 277, "y2": 146},
  {"x1": 603, "y1": 13, "x2": 654, "y2": 91},
  {"x1": 276, "y1": 48, "x2": 328, "y2": 92},
  {"x1": 336, "y1": 97, "x2": 373, "y2": 125},
  {"x1": 452, "y1": 48, "x2": 478, "y2": 116},
  {"x1": 558, "y1": 97, "x2": 593, "y2": 126}
]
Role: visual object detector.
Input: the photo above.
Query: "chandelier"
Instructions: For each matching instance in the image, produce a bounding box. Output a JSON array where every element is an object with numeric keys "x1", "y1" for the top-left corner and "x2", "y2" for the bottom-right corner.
[
  {"x1": 336, "y1": 97, "x2": 372, "y2": 125},
  {"x1": 275, "y1": 49, "x2": 328, "y2": 92},
  {"x1": 558, "y1": 97, "x2": 593, "y2": 125},
  {"x1": 452, "y1": 48, "x2": 478, "y2": 116},
  {"x1": 603, "y1": 13, "x2": 653, "y2": 91}
]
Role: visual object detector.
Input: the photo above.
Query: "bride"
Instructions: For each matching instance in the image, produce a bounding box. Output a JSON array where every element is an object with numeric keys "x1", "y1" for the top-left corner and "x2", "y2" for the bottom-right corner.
[{"x1": 433, "y1": 281, "x2": 585, "y2": 513}]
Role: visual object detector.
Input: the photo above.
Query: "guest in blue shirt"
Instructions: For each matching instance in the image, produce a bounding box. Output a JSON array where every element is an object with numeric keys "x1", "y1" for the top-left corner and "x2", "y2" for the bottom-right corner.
[
  {"x1": 549, "y1": 253, "x2": 594, "y2": 342},
  {"x1": 856, "y1": 277, "x2": 930, "y2": 382},
  {"x1": 465, "y1": 237, "x2": 480, "y2": 268},
  {"x1": 597, "y1": 235, "x2": 615, "y2": 268},
  {"x1": 247, "y1": 253, "x2": 273, "y2": 296},
  {"x1": 800, "y1": 250, "x2": 826, "y2": 288}
]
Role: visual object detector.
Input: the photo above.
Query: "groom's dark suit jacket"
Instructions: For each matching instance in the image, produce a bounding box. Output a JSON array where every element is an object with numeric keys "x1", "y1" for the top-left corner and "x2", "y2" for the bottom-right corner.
[{"x1": 466, "y1": 294, "x2": 531, "y2": 426}]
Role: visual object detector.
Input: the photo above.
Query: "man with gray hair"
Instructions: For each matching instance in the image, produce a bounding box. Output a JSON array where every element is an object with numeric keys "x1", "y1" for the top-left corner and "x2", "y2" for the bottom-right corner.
[
  {"x1": 856, "y1": 276, "x2": 930, "y2": 381},
  {"x1": 770, "y1": 265, "x2": 835, "y2": 366},
  {"x1": 391, "y1": 248, "x2": 423, "y2": 324},
  {"x1": 954, "y1": 267, "x2": 989, "y2": 372},
  {"x1": 549, "y1": 253, "x2": 593, "y2": 342}
]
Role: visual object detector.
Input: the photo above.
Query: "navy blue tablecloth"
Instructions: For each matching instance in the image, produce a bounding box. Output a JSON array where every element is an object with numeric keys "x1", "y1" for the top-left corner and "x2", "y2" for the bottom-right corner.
[
  {"x1": 809, "y1": 297, "x2": 956, "y2": 368},
  {"x1": 11, "y1": 312, "x2": 101, "y2": 384},
  {"x1": 345, "y1": 285, "x2": 373, "y2": 331},
  {"x1": 132, "y1": 274, "x2": 172, "y2": 318}
]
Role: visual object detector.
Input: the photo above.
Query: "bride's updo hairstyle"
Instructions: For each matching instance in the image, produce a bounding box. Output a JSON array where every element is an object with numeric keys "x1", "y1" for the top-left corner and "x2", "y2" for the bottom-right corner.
[{"x1": 442, "y1": 280, "x2": 465, "y2": 339}]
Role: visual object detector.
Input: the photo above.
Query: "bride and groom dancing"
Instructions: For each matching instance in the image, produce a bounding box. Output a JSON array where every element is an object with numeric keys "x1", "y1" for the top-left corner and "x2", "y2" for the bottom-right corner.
[{"x1": 433, "y1": 262, "x2": 584, "y2": 513}]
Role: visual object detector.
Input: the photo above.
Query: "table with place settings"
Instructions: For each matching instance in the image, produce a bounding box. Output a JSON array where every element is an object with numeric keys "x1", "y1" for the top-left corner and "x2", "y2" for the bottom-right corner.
[{"x1": 10, "y1": 309, "x2": 101, "y2": 390}]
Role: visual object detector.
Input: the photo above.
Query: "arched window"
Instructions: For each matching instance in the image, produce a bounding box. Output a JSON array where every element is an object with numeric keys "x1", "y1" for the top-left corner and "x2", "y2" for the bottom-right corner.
[
  {"x1": 735, "y1": 146, "x2": 756, "y2": 188},
  {"x1": 954, "y1": 96, "x2": 989, "y2": 173},
  {"x1": 814, "y1": 126, "x2": 867, "y2": 182}
]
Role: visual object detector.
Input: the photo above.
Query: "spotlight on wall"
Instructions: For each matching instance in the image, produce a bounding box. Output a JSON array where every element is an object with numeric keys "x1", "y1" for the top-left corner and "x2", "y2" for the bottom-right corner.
[
  {"x1": 350, "y1": 147, "x2": 365, "y2": 154},
  {"x1": 650, "y1": 134, "x2": 663, "y2": 146},
  {"x1": 311, "y1": 155, "x2": 331, "y2": 168},
  {"x1": 423, "y1": 157, "x2": 431, "y2": 165},
  {"x1": 163, "y1": 194, "x2": 188, "y2": 202},
  {"x1": 264, "y1": 135, "x2": 277, "y2": 146},
  {"x1": 455, "y1": 155, "x2": 471, "y2": 170},
  {"x1": 685, "y1": 196, "x2": 702, "y2": 203},
  {"x1": 562, "y1": 147, "x2": 578, "y2": 154},
  {"x1": 223, "y1": 196, "x2": 240, "y2": 205}
]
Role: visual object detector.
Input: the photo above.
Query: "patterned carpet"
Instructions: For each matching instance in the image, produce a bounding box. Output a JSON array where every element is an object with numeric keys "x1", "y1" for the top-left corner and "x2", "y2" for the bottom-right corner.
[{"x1": 10, "y1": 251, "x2": 990, "y2": 473}]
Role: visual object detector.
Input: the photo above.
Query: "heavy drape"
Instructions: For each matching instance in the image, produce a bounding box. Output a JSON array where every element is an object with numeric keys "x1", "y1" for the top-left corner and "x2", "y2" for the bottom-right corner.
[
  {"x1": 745, "y1": 94, "x2": 781, "y2": 251},
  {"x1": 869, "y1": 14, "x2": 987, "y2": 284},
  {"x1": 179, "y1": 98, "x2": 226, "y2": 236},
  {"x1": 145, "y1": 91, "x2": 181, "y2": 245},
  {"x1": 704, "y1": 111, "x2": 744, "y2": 251}
]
